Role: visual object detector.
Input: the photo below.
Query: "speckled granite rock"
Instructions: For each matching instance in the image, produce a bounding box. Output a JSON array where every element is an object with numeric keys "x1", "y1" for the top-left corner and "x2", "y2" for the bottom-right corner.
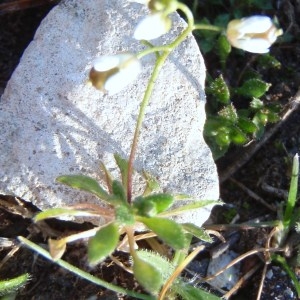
[{"x1": 0, "y1": 0, "x2": 219, "y2": 226}]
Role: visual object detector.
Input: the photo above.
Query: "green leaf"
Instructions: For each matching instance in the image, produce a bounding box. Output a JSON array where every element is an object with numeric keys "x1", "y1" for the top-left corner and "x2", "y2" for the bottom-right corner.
[
  {"x1": 252, "y1": 115, "x2": 266, "y2": 139},
  {"x1": 0, "y1": 274, "x2": 30, "y2": 296},
  {"x1": 204, "y1": 117, "x2": 230, "y2": 137},
  {"x1": 175, "y1": 280, "x2": 221, "y2": 300},
  {"x1": 272, "y1": 254, "x2": 300, "y2": 298},
  {"x1": 237, "y1": 117, "x2": 258, "y2": 134},
  {"x1": 88, "y1": 223, "x2": 119, "y2": 266},
  {"x1": 254, "y1": 111, "x2": 269, "y2": 125},
  {"x1": 250, "y1": 97, "x2": 264, "y2": 110},
  {"x1": 215, "y1": 130, "x2": 231, "y2": 146},
  {"x1": 182, "y1": 223, "x2": 212, "y2": 243},
  {"x1": 217, "y1": 34, "x2": 231, "y2": 69},
  {"x1": 142, "y1": 171, "x2": 160, "y2": 196},
  {"x1": 115, "y1": 204, "x2": 135, "y2": 225},
  {"x1": 114, "y1": 154, "x2": 129, "y2": 192},
  {"x1": 229, "y1": 126, "x2": 248, "y2": 145},
  {"x1": 218, "y1": 104, "x2": 238, "y2": 122},
  {"x1": 34, "y1": 208, "x2": 99, "y2": 222},
  {"x1": 100, "y1": 162, "x2": 113, "y2": 193},
  {"x1": 133, "y1": 255, "x2": 163, "y2": 295},
  {"x1": 266, "y1": 109, "x2": 280, "y2": 123},
  {"x1": 284, "y1": 154, "x2": 299, "y2": 229},
  {"x1": 236, "y1": 78, "x2": 271, "y2": 98},
  {"x1": 136, "y1": 250, "x2": 175, "y2": 282},
  {"x1": 139, "y1": 217, "x2": 186, "y2": 250},
  {"x1": 112, "y1": 180, "x2": 127, "y2": 203},
  {"x1": 56, "y1": 175, "x2": 109, "y2": 200},
  {"x1": 206, "y1": 75, "x2": 230, "y2": 104},
  {"x1": 257, "y1": 54, "x2": 281, "y2": 69},
  {"x1": 134, "y1": 193, "x2": 174, "y2": 217},
  {"x1": 214, "y1": 13, "x2": 230, "y2": 28},
  {"x1": 133, "y1": 197, "x2": 156, "y2": 217},
  {"x1": 159, "y1": 200, "x2": 222, "y2": 217}
]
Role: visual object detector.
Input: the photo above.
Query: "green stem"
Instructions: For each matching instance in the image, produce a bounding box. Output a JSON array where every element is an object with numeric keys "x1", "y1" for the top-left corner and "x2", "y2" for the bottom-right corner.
[
  {"x1": 126, "y1": 2, "x2": 194, "y2": 202},
  {"x1": 272, "y1": 254, "x2": 300, "y2": 298},
  {"x1": 18, "y1": 236, "x2": 154, "y2": 300},
  {"x1": 193, "y1": 23, "x2": 223, "y2": 32},
  {"x1": 283, "y1": 153, "x2": 299, "y2": 228}
]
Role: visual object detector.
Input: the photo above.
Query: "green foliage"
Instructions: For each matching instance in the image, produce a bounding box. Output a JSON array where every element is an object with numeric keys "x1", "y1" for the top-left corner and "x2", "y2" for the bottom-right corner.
[
  {"x1": 182, "y1": 223, "x2": 213, "y2": 242},
  {"x1": 235, "y1": 78, "x2": 271, "y2": 98},
  {"x1": 271, "y1": 154, "x2": 300, "y2": 297},
  {"x1": 216, "y1": 34, "x2": 231, "y2": 70},
  {"x1": 204, "y1": 72, "x2": 280, "y2": 159},
  {"x1": 175, "y1": 280, "x2": 221, "y2": 300},
  {"x1": 88, "y1": 223, "x2": 120, "y2": 265},
  {"x1": 206, "y1": 75, "x2": 230, "y2": 104},
  {"x1": 186, "y1": 0, "x2": 283, "y2": 160},
  {"x1": 133, "y1": 254, "x2": 163, "y2": 295},
  {"x1": 0, "y1": 274, "x2": 30, "y2": 298},
  {"x1": 115, "y1": 204, "x2": 135, "y2": 225},
  {"x1": 136, "y1": 250, "x2": 176, "y2": 281},
  {"x1": 32, "y1": 154, "x2": 216, "y2": 296},
  {"x1": 33, "y1": 207, "x2": 99, "y2": 222},
  {"x1": 193, "y1": 18, "x2": 220, "y2": 54},
  {"x1": 56, "y1": 175, "x2": 109, "y2": 200},
  {"x1": 133, "y1": 193, "x2": 174, "y2": 217},
  {"x1": 139, "y1": 217, "x2": 187, "y2": 250}
]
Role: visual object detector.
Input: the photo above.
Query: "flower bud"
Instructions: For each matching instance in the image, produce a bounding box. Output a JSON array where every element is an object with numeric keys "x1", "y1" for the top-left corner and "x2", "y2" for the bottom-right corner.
[
  {"x1": 226, "y1": 16, "x2": 283, "y2": 53},
  {"x1": 134, "y1": 12, "x2": 172, "y2": 40},
  {"x1": 89, "y1": 53, "x2": 141, "y2": 95}
]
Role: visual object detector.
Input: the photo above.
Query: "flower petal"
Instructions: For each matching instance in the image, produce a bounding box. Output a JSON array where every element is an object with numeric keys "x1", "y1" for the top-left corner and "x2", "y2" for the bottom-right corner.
[
  {"x1": 234, "y1": 38, "x2": 271, "y2": 53},
  {"x1": 104, "y1": 57, "x2": 141, "y2": 94},
  {"x1": 238, "y1": 16, "x2": 273, "y2": 34},
  {"x1": 134, "y1": 13, "x2": 171, "y2": 40}
]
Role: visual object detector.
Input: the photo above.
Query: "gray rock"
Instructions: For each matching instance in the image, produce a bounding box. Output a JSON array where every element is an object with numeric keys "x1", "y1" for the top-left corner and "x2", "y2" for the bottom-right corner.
[{"x1": 0, "y1": 0, "x2": 219, "y2": 227}]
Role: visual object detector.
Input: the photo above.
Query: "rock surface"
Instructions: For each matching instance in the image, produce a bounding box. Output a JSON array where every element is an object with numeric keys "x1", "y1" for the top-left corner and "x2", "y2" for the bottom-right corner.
[{"x1": 0, "y1": 0, "x2": 219, "y2": 227}]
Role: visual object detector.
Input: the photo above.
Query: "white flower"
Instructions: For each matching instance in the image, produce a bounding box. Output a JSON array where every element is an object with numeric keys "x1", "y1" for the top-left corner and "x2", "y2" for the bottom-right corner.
[
  {"x1": 226, "y1": 16, "x2": 283, "y2": 53},
  {"x1": 134, "y1": 12, "x2": 172, "y2": 40},
  {"x1": 89, "y1": 53, "x2": 141, "y2": 95}
]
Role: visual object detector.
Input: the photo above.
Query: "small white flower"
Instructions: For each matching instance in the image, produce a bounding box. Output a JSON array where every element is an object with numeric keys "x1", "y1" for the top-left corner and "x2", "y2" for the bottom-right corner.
[
  {"x1": 89, "y1": 53, "x2": 141, "y2": 95},
  {"x1": 134, "y1": 12, "x2": 172, "y2": 40},
  {"x1": 226, "y1": 16, "x2": 283, "y2": 53}
]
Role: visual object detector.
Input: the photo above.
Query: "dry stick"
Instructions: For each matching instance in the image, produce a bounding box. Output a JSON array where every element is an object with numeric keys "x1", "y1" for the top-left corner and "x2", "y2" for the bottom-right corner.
[
  {"x1": 256, "y1": 226, "x2": 280, "y2": 300},
  {"x1": 158, "y1": 245, "x2": 205, "y2": 300},
  {"x1": 230, "y1": 178, "x2": 277, "y2": 212},
  {"x1": 223, "y1": 263, "x2": 261, "y2": 299},
  {"x1": 220, "y1": 88, "x2": 300, "y2": 184},
  {"x1": 256, "y1": 263, "x2": 268, "y2": 300},
  {"x1": 203, "y1": 247, "x2": 285, "y2": 283}
]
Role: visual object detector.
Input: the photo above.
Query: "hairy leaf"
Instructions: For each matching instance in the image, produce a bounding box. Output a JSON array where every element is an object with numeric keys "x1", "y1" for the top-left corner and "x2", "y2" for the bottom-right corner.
[
  {"x1": 88, "y1": 223, "x2": 119, "y2": 265},
  {"x1": 139, "y1": 217, "x2": 186, "y2": 249},
  {"x1": 133, "y1": 255, "x2": 163, "y2": 295},
  {"x1": 57, "y1": 175, "x2": 109, "y2": 200}
]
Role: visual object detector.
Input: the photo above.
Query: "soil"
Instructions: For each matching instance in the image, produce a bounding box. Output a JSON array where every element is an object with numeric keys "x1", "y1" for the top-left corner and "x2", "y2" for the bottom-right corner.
[{"x1": 1, "y1": 1, "x2": 300, "y2": 299}]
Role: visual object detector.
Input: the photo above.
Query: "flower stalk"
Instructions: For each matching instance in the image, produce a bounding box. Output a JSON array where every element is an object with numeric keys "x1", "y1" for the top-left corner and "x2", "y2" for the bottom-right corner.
[{"x1": 126, "y1": 1, "x2": 194, "y2": 202}]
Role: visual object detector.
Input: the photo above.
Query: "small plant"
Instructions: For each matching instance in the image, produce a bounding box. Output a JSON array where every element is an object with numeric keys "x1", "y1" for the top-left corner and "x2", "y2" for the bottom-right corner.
[
  {"x1": 204, "y1": 73, "x2": 280, "y2": 159},
  {"x1": 0, "y1": 273, "x2": 30, "y2": 300},
  {"x1": 268, "y1": 153, "x2": 300, "y2": 298},
  {"x1": 187, "y1": 0, "x2": 284, "y2": 159},
  {"x1": 15, "y1": 0, "x2": 283, "y2": 298},
  {"x1": 21, "y1": 153, "x2": 220, "y2": 299},
  {"x1": 201, "y1": 154, "x2": 300, "y2": 299}
]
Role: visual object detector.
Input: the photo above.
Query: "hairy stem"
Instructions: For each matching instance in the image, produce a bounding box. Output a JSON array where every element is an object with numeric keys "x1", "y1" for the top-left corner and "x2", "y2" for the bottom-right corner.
[{"x1": 18, "y1": 236, "x2": 154, "y2": 300}]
